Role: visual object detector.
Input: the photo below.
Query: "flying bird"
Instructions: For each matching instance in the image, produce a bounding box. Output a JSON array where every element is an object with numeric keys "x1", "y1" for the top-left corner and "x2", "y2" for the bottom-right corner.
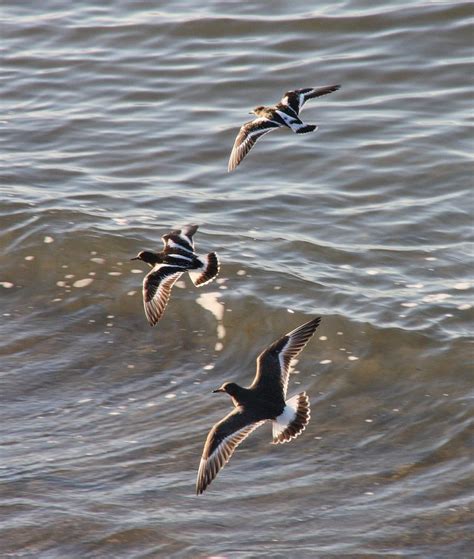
[
  {"x1": 131, "y1": 224, "x2": 219, "y2": 326},
  {"x1": 196, "y1": 316, "x2": 321, "y2": 495},
  {"x1": 228, "y1": 84, "x2": 341, "y2": 172}
]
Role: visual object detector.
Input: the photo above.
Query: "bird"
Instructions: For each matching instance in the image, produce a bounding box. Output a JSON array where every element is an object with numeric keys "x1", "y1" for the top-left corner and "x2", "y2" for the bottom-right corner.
[
  {"x1": 228, "y1": 84, "x2": 341, "y2": 172},
  {"x1": 196, "y1": 316, "x2": 321, "y2": 495},
  {"x1": 131, "y1": 224, "x2": 219, "y2": 326}
]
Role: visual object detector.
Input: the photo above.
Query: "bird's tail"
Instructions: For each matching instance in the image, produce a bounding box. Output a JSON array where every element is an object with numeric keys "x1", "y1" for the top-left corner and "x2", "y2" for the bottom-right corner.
[
  {"x1": 271, "y1": 392, "x2": 310, "y2": 444},
  {"x1": 295, "y1": 124, "x2": 318, "y2": 134},
  {"x1": 188, "y1": 252, "x2": 220, "y2": 287}
]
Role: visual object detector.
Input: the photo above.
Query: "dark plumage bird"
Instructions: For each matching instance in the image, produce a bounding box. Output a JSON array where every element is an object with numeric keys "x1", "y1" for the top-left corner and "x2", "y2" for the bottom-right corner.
[
  {"x1": 228, "y1": 84, "x2": 341, "y2": 172},
  {"x1": 131, "y1": 224, "x2": 219, "y2": 326},
  {"x1": 196, "y1": 317, "x2": 321, "y2": 495}
]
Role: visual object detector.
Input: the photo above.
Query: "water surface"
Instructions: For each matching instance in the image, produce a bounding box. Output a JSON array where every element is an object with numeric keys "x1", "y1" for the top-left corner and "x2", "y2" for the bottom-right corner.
[{"x1": 1, "y1": 1, "x2": 473, "y2": 557}]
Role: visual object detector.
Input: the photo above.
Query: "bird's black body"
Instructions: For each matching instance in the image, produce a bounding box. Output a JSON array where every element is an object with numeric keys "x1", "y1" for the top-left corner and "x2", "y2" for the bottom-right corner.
[
  {"x1": 134, "y1": 247, "x2": 203, "y2": 271},
  {"x1": 214, "y1": 382, "x2": 285, "y2": 422}
]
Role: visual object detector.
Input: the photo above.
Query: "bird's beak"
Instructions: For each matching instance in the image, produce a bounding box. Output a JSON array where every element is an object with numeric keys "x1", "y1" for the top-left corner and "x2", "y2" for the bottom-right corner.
[
  {"x1": 130, "y1": 257, "x2": 140, "y2": 261},
  {"x1": 248, "y1": 111, "x2": 254, "y2": 115},
  {"x1": 213, "y1": 388, "x2": 225, "y2": 393}
]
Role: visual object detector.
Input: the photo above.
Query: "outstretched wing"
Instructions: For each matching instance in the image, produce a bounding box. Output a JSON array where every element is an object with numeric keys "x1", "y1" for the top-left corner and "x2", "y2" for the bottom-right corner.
[
  {"x1": 280, "y1": 85, "x2": 341, "y2": 114},
  {"x1": 162, "y1": 224, "x2": 198, "y2": 254},
  {"x1": 196, "y1": 408, "x2": 265, "y2": 494},
  {"x1": 251, "y1": 317, "x2": 321, "y2": 398},
  {"x1": 142, "y1": 265, "x2": 185, "y2": 326},
  {"x1": 228, "y1": 118, "x2": 281, "y2": 172}
]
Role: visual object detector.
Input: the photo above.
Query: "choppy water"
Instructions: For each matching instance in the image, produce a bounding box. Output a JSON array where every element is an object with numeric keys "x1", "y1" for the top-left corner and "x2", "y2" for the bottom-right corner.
[{"x1": 1, "y1": 1, "x2": 473, "y2": 557}]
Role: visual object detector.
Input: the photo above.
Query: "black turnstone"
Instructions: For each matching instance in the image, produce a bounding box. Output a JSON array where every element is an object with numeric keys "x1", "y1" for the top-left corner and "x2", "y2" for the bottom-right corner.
[
  {"x1": 196, "y1": 317, "x2": 321, "y2": 495},
  {"x1": 228, "y1": 84, "x2": 341, "y2": 171},
  {"x1": 131, "y1": 224, "x2": 220, "y2": 326}
]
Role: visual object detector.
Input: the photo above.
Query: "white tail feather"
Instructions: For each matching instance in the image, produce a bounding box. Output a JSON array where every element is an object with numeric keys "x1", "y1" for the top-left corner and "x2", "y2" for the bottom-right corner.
[
  {"x1": 272, "y1": 392, "x2": 310, "y2": 444},
  {"x1": 188, "y1": 268, "x2": 203, "y2": 286},
  {"x1": 189, "y1": 252, "x2": 219, "y2": 287},
  {"x1": 272, "y1": 394, "x2": 299, "y2": 440}
]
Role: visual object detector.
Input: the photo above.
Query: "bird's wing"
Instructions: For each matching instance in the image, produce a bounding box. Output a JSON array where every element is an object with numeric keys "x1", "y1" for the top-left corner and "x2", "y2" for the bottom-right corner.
[
  {"x1": 228, "y1": 118, "x2": 281, "y2": 172},
  {"x1": 252, "y1": 317, "x2": 321, "y2": 398},
  {"x1": 142, "y1": 265, "x2": 185, "y2": 326},
  {"x1": 162, "y1": 224, "x2": 198, "y2": 254},
  {"x1": 196, "y1": 408, "x2": 265, "y2": 494},
  {"x1": 280, "y1": 85, "x2": 341, "y2": 113}
]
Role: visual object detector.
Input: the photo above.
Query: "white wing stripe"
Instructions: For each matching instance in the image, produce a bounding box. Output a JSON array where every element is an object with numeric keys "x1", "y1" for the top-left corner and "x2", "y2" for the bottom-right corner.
[
  {"x1": 168, "y1": 253, "x2": 194, "y2": 262},
  {"x1": 275, "y1": 109, "x2": 298, "y2": 125},
  {"x1": 166, "y1": 239, "x2": 194, "y2": 254}
]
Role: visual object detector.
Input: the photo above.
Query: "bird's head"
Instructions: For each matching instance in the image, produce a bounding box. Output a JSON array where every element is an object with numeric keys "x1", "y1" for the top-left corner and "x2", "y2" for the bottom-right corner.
[
  {"x1": 130, "y1": 250, "x2": 157, "y2": 266},
  {"x1": 250, "y1": 105, "x2": 265, "y2": 116},
  {"x1": 213, "y1": 382, "x2": 240, "y2": 397}
]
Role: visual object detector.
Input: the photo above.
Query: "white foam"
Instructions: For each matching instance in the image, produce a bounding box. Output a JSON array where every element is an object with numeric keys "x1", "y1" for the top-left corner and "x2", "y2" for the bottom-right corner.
[
  {"x1": 454, "y1": 282, "x2": 470, "y2": 290},
  {"x1": 348, "y1": 356, "x2": 359, "y2": 361},
  {"x1": 73, "y1": 278, "x2": 94, "y2": 288},
  {"x1": 25, "y1": 255, "x2": 35, "y2": 261},
  {"x1": 43, "y1": 236, "x2": 54, "y2": 244},
  {"x1": 401, "y1": 302, "x2": 418, "y2": 307},
  {"x1": 457, "y1": 304, "x2": 472, "y2": 310},
  {"x1": 91, "y1": 257, "x2": 105, "y2": 264},
  {"x1": 422, "y1": 293, "x2": 451, "y2": 303},
  {"x1": 320, "y1": 359, "x2": 332, "y2": 364},
  {"x1": 0, "y1": 282, "x2": 14, "y2": 288},
  {"x1": 196, "y1": 292, "x2": 224, "y2": 320},
  {"x1": 217, "y1": 325, "x2": 226, "y2": 339},
  {"x1": 196, "y1": 292, "x2": 226, "y2": 349},
  {"x1": 319, "y1": 336, "x2": 327, "y2": 341}
]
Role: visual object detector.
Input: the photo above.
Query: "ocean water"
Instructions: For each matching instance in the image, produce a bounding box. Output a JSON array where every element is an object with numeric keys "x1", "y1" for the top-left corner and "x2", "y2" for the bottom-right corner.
[{"x1": 1, "y1": 1, "x2": 473, "y2": 557}]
